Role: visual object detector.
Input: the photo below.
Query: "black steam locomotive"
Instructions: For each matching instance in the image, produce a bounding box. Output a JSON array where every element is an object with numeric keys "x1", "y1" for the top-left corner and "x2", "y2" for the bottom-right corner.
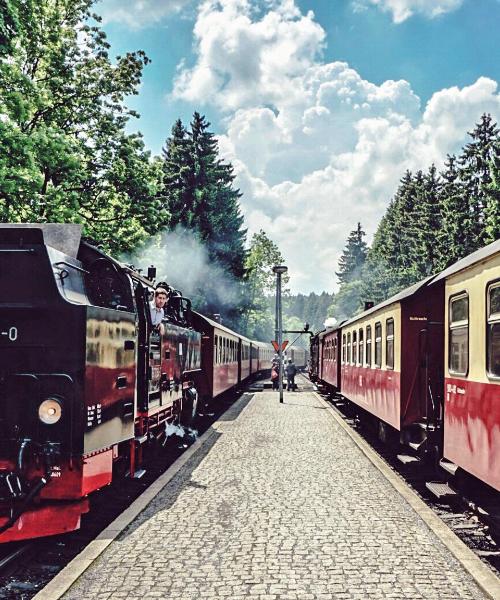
[{"x1": 0, "y1": 224, "x2": 202, "y2": 542}]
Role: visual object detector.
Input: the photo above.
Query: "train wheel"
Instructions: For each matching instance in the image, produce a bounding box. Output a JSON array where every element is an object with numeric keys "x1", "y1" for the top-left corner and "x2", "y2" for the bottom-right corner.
[{"x1": 181, "y1": 387, "x2": 199, "y2": 427}]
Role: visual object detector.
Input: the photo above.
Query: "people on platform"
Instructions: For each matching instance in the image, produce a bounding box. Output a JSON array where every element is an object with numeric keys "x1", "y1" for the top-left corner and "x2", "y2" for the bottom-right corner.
[
  {"x1": 271, "y1": 360, "x2": 280, "y2": 390},
  {"x1": 150, "y1": 287, "x2": 168, "y2": 335},
  {"x1": 285, "y1": 358, "x2": 297, "y2": 391}
]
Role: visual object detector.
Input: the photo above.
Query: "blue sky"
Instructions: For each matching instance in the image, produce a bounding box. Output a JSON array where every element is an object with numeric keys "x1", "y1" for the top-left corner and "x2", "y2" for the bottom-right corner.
[{"x1": 97, "y1": 0, "x2": 500, "y2": 293}]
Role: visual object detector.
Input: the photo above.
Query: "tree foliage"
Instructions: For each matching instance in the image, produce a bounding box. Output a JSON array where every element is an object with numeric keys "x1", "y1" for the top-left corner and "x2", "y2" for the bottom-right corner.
[
  {"x1": 329, "y1": 114, "x2": 500, "y2": 321},
  {"x1": 243, "y1": 230, "x2": 288, "y2": 340},
  {"x1": 162, "y1": 112, "x2": 247, "y2": 327},
  {"x1": 0, "y1": 0, "x2": 167, "y2": 252},
  {"x1": 335, "y1": 222, "x2": 368, "y2": 285}
]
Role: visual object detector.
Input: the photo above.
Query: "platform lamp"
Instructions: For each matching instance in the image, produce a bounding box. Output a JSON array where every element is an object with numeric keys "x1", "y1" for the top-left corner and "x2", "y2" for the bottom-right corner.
[{"x1": 272, "y1": 265, "x2": 288, "y2": 403}]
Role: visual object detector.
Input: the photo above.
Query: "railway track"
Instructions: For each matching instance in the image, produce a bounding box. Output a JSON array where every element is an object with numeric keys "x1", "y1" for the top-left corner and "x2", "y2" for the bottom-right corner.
[{"x1": 313, "y1": 382, "x2": 500, "y2": 577}]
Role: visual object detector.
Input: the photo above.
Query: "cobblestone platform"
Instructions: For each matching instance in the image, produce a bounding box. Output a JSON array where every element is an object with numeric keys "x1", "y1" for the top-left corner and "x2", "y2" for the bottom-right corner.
[{"x1": 62, "y1": 391, "x2": 489, "y2": 600}]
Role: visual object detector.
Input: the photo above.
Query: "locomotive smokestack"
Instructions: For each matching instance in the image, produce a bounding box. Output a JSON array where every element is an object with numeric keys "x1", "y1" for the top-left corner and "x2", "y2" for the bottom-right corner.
[
  {"x1": 147, "y1": 265, "x2": 157, "y2": 281},
  {"x1": 364, "y1": 301, "x2": 374, "y2": 311}
]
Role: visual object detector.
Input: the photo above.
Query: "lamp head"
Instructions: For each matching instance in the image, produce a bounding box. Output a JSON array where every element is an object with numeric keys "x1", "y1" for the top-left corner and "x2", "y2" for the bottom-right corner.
[{"x1": 272, "y1": 265, "x2": 288, "y2": 275}]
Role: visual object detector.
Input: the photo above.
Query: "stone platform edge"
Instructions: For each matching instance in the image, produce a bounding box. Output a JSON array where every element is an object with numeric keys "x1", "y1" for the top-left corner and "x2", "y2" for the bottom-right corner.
[
  {"x1": 314, "y1": 392, "x2": 500, "y2": 600},
  {"x1": 32, "y1": 393, "x2": 254, "y2": 600}
]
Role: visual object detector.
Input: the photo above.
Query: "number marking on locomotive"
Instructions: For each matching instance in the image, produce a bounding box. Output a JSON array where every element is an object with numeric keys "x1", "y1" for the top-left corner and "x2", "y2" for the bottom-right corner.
[{"x1": 1, "y1": 327, "x2": 18, "y2": 341}]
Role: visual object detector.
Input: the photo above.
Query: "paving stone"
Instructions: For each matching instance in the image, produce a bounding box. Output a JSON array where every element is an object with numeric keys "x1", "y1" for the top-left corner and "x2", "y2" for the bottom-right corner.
[{"x1": 64, "y1": 391, "x2": 488, "y2": 599}]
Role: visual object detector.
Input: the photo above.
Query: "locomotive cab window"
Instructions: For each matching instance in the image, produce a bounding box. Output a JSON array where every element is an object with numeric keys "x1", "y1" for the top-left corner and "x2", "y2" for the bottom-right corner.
[
  {"x1": 374, "y1": 322, "x2": 382, "y2": 368},
  {"x1": 366, "y1": 326, "x2": 372, "y2": 367},
  {"x1": 449, "y1": 293, "x2": 469, "y2": 376},
  {"x1": 386, "y1": 318, "x2": 394, "y2": 370},
  {"x1": 487, "y1": 283, "x2": 500, "y2": 378}
]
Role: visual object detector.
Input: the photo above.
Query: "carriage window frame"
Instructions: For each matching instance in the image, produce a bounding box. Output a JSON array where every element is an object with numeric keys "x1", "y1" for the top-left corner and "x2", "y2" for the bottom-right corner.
[
  {"x1": 333, "y1": 338, "x2": 337, "y2": 362},
  {"x1": 487, "y1": 281, "x2": 500, "y2": 380},
  {"x1": 342, "y1": 334, "x2": 346, "y2": 364},
  {"x1": 347, "y1": 332, "x2": 351, "y2": 365},
  {"x1": 366, "y1": 325, "x2": 372, "y2": 367},
  {"x1": 358, "y1": 328, "x2": 364, "y2": 367},
  {"x1": 374, "y1": 322, "x2": 382, "y2": 368},
  {"x1": 449, "y1": 292, "x2": 469, "y2": 377},
  {"x1": 352, "y1": 330, "x2": 357, "y2": 366},
  {"x1": 386, "y1": 318, "x2": 394, "y2": 370}
]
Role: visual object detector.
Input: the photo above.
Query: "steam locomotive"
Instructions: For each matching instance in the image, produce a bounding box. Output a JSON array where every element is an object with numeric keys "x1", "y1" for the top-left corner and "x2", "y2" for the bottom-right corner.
[
  {"x1": 0, "y1": 224, "x2": 305, "y2": 543},
  {"x1": 310, "y1": 238, "x2": 500, "y2": 493}
]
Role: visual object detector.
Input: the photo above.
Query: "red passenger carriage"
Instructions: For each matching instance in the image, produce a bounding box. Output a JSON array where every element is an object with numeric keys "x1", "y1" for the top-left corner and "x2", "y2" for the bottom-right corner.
[{"x1": 437, "y1": 240, "x2": 500, "y2": 491}]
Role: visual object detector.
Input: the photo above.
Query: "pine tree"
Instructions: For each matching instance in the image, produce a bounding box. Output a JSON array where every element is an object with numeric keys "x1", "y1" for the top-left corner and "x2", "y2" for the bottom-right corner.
[
  {"x1": 335, "y1": 222, "x2": 368, "y2": 285},
  {"x1": 162, "y1": 112, "x2": 247, "y2": 328},
  {"x1": 162, "y1": 119, "x2": 194, "y2": 229},
  {"x1": 484, "y1": 141, "x2": 500, "y2": 243},
  {"x1": 437, "y1": 155, "x2": 470, "y2": 268},
  {"x1": 413, "y1": 164, "x2": 443, "y2": 278},
  {"x1": 458, "y1": 113, "x2": 499, "y2": 250},
  {"x1": 163, "y1": 112, "x2": 247, "y2": 279}
]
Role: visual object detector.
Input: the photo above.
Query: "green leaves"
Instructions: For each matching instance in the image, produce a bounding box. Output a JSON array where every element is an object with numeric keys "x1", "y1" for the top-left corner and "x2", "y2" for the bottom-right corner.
[
  {"x1": 0, "y1": 0, "x2": 164, "y2": 252},
  {"x1": 162, "y1": 112, "x2": 247, "y2": 329}
]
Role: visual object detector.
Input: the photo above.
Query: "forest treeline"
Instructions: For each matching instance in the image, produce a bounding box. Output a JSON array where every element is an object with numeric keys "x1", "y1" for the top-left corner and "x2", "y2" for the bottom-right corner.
[
  {"x1": 0, "y1": 0, "x2": 284, "y2": 337},
  {"x1": 329, "y1": 114, "x2": 500, "y2": 322},
  {"x1": 1, "y1": 1, "x2": 499, "y2": 338}
]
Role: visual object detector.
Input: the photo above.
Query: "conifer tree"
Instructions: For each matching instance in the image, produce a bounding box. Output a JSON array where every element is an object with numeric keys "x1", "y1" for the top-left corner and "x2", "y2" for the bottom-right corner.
[
  {"x1": 162, "y1": 119, "x2": 194, "y2": 228},
  {"x1": 163, "y1": 112, "x2": 246, "y2": 279},
  {"x1": 413, "y1": 164, "x2": 443, "y2": 277},
  {"x1": 335, "y1": 222, "x2": 368, "y2": 285},
  {"x1": 484, "y1": 143, "x2": 500, "y2": 243},
  {"x1": 436, "y1": 155, "x2": 469, "y2": 268},
  {"x1": 458, "y1": 113, "x2": 499, "y2": 250}
]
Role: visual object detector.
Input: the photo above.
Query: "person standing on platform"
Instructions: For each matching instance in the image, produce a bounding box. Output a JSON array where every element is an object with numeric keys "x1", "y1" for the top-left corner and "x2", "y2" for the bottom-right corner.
[
  {"x1": 285, "y1": 358, "x2": 297, "y2": 391},
  {"x1": 271, "y1": 356, "x2": 280, "y2": 390}
]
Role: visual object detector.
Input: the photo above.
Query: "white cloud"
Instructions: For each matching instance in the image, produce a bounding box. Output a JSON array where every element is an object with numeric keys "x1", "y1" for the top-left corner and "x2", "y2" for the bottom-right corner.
[
  {"x1": 174, "y1": 0, "x2": 500, "y2": 293},
  {"x1": 357, "y1": 0, "x2": 464, "y2": 23},
  {"x1": 98, "y1": 0, "x2": 193, "y2": 28}
]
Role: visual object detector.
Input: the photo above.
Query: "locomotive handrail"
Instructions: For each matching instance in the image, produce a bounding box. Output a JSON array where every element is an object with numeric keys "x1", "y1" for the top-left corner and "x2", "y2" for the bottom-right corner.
[
  {"x1": 0, "y1": 249, "x2": 35, "y2": 253},
  {"x1": 53, "y1": 261, "x2": 89, "y2": 274}
]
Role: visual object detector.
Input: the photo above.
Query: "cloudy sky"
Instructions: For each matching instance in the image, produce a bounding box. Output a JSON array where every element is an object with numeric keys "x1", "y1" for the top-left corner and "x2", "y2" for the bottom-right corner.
[{"x1": 98, "y1": 0, "x2": 500, "y2": 293}]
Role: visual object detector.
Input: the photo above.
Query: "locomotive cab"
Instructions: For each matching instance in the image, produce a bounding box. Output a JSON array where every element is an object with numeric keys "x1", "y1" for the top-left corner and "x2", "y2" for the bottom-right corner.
[{"x1": 0, "y1": 225, "x2": 138, "y2": 541}]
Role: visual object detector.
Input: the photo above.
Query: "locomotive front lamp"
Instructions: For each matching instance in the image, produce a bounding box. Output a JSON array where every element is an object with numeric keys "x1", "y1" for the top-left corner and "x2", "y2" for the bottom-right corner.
[{"x1": 38, "y1": 398, "x2": 63, "y2": 425}]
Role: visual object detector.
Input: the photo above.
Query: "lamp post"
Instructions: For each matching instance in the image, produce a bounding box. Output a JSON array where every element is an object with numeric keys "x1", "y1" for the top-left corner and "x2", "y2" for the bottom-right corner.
[{"x1": 272, "y1": 265, "x2": 288, "y2": 403}]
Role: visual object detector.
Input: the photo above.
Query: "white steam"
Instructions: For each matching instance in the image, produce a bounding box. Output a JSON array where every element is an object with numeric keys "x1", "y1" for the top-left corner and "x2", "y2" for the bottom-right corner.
[
  {"x1": 324, "y1": 317, "x2": 338, "y2": 328},
  {"x1": 122, "y1": 228, "x2": 241, "y2": 311}
]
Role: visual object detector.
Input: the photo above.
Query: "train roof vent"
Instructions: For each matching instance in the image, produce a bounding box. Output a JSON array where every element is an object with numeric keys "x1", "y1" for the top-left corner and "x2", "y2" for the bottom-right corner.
[{"x1": 0, "y1": 223, "x2": 82, "y2": 257}]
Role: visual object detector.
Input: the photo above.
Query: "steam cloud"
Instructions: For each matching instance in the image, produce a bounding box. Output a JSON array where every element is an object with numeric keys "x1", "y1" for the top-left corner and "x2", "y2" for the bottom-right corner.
[{"x1": 121, "y1": 228, "x2": 242, "y2": 313}]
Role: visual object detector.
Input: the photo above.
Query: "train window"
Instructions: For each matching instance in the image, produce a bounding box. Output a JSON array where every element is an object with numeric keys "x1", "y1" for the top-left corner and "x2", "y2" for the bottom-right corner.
[
  {"x1": 375, "y1": 322, "x2": 382, "y2": 368},
  {"x1": 215, "y1": 335, "x2": 219, "y2": 364},
  {"x1": 386, "y1": 318, "x2": 394, "y2": 370},
  {"x1": 333, "y1": 338, "x2": 337, "y2": 362},
  {"x1": 487, "y1": 283, "x2": 500, "y2": 378},
  {"x1": 352, "y1": 331, "x2": 357, "y2": 365},
  {"x1": 366, "y1": 326, "x2": 371, "y2": 366},
  {"x1": 449, "y1": 293, "x2": 468, "y2": 375},
  {"x1": 358, "y1": 329, "x2": 363, "y2": 366},
  {"x1": 342, "y1": 334, "x2": 346, "y2": 363},
  {"x1": 347, "y1": 332, "x2": 351, "y2": 364}
]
